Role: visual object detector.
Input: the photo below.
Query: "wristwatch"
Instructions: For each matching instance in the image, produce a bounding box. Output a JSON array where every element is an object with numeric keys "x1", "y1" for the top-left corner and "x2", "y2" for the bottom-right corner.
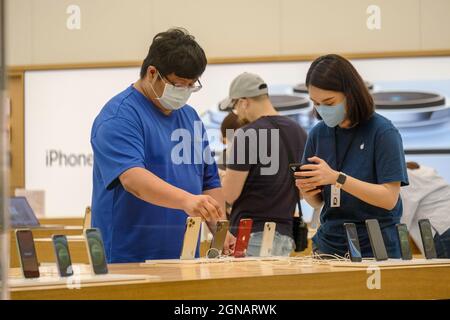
[{"x1": 335, "y1": 172, "x2": 347, "y2": 189}]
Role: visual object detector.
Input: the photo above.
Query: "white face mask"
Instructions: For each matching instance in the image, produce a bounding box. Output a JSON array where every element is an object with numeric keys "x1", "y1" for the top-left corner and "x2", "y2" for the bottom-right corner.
[{"x1": 149, "y1": 71, "x2": 195, "y2": 110}]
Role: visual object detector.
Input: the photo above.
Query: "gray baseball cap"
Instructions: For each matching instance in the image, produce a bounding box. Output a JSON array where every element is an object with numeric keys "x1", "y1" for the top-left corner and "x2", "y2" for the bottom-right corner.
[{"x1": 218, "y1": 72, "x2": 269, "y2": 111}]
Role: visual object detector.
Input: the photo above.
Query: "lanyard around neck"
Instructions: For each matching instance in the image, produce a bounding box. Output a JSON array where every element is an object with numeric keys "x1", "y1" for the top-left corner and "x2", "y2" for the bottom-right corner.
[{"x1": 334, "y1": 126, "x2": 359, "y2": 172}]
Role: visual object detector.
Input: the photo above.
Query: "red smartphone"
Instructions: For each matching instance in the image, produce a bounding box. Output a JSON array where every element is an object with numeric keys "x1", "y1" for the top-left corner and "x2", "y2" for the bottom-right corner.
[{"x1": 234, "y1": 219, "x2": 253, "y2": 258}]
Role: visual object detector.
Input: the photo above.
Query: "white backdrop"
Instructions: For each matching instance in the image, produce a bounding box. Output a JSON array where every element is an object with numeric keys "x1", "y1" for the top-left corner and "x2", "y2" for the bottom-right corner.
[{"x1": 24, "y1": 57, "x2": 450, "y2": 217}]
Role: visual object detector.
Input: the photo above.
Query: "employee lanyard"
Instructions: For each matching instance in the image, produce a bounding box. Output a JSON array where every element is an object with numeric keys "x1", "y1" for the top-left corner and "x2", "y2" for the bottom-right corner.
[{"x1": 334, "y1": 126, "x2": 359, "y2": 172}]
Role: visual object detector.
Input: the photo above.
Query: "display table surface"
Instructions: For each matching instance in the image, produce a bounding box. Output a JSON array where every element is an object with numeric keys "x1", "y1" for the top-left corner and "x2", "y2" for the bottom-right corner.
[{"x1": 8, "y1": 257, "x2": 450, "y2": 300}]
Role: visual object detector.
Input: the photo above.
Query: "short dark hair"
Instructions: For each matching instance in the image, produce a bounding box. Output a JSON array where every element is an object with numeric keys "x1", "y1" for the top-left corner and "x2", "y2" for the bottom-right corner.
[
  {"x1": 306, "y1": 54, "x2": 374, "y2": 125},
  {"x1": 220, "y1": 112, "x2": 246, "y2": 138},
  {"x1": 140, "y1": 28, "x2": 207, "y2": 79}
]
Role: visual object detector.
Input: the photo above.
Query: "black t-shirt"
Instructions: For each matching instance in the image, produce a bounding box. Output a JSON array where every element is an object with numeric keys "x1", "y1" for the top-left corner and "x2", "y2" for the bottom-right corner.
[{"x1": 226, "y1": 115, "x2": 307, "y2": 237}]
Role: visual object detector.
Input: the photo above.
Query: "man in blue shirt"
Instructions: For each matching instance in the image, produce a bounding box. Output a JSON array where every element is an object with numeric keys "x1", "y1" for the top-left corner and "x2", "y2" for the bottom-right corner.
[{"x1": 91, "y1": 28, "x2": 234, "y2": 263}]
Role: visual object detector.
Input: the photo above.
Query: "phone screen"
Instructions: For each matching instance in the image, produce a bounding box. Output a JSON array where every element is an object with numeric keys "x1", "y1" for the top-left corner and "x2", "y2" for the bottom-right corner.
[
  {"x1": 85, "y1": 229, "x2": 108, "y2": 274},
  {"x1": 396, "y1": 224, "x2": 412, "y2": 260},
  {"x1": 419, "y1": 219, "x2": 437, "y2": 259},
  {"x1": 344, "y1": 223, "x2": 362, "y2": 262},
  {"x1": 53, "y1": 235, "x2": 74, "y2": 277},
  {"x1": 16, "y1": 230, "x2": 40, "y2": 278}
]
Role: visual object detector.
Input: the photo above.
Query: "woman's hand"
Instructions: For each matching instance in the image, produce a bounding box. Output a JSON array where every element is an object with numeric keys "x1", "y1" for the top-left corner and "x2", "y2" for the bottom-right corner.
[
  {"x1": 295, "y1": 181, "x2": 322, "y2": 198},
  {"x1": 294, "y1": 156, "x2": 339, "y2": 189}
]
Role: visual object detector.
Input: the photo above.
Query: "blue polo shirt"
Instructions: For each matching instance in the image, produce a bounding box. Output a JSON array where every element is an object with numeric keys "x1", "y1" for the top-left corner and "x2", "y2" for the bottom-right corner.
[
  {"x1": 90, "y1": 85, "x2": 221, "y2": 263},
  {"x1": 303, "y1": 113, "x2": 409, "y2": 258}
]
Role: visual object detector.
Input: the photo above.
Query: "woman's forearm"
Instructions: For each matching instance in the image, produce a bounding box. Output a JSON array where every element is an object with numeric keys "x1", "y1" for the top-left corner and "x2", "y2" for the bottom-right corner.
[{"x1": 340, "y1": 174, "x2": 400, "y2": 211}]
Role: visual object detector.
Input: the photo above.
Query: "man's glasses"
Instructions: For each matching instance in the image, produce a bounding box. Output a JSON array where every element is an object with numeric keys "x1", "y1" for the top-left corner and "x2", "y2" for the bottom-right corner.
[{"x1": 159, "y1": 71, "x2": 203, "y2": 92}]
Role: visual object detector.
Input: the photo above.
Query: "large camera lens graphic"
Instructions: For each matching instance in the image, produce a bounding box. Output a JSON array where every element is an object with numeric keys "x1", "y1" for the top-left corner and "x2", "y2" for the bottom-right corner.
[{"x1": 88, "y1": 237, "x2": 105, "y2": 266}]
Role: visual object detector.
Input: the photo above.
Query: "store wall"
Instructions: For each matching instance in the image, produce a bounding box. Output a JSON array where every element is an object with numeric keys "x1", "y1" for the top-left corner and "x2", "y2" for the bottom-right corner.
[{"x1": 6, "y1": 0, "x2": 450, "y2": 66}]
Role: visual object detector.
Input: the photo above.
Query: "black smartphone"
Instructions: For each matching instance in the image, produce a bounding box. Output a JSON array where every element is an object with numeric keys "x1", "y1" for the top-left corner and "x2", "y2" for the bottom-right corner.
[
  {"x1": 365, "y1": 219, "x2": 388, "y2": 261},
  {"x1": 418, "y1": 219, "x2": 437, "y2": 259},
  {"x1": 52, "y1": 235, "x2": 74, "y2": 277},
  {"x1": 289, "y1": 162, "x2": 323, "y2": 191},
  {"x1": 344, "y1": 223, "x2": 362, "y2": 262},
  {"x1": 84, "y1": 228, "x2": 108, "y2": 274},
  {"x1": 395, "y1": 224, "x2": 412, "y2": 260},
  {"x1": 289, "y1": 163, "x2": 308, "y2": 179},
  {"x1": 15, "y1": 229, "x2": 40, "y2": 278}
]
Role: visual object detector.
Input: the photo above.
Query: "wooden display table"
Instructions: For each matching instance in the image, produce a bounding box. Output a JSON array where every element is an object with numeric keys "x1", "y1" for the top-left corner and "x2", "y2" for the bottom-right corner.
[{"x1": 9, "y1": 258, "x2": 450, "y2": 300}]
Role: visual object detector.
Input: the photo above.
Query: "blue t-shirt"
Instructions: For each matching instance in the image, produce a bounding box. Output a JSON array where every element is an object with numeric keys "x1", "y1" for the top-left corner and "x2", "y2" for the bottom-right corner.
[
  {"x1": 302, "y1": 113, "x2": 409, "y2": 258},
  {"x1": 90, "y1": 85, "x2": 221, "y2": 263}
]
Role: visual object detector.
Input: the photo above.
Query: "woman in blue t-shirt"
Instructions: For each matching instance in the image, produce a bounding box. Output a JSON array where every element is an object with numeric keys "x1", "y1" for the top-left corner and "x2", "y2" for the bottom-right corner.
[{"x1": 295, "y1": 54, "x2": 409, "y2": 258}]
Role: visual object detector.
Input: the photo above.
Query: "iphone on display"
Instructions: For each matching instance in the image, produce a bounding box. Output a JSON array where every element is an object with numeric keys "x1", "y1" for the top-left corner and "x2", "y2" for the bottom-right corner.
[
  {"x1": 15, "y1": 229, "x2": 40, "y2": 278},
  {"x1": 180, "y1": 217, "x2": 202, "y2": 260},
  {"x1": 84, "y1": 228, "x2": 108, "y2": 274},
  {"x1": 234, "y1": 219, "x2": 253, "y2": 258},
  {"x1": 259, "y1": 222, "x2": 276, "y2": 257},
  {"x1": 365, "y1": 219, "x2": 388, "y2": 261},
  {"x1": 344, "y1": 223, "x2": 362, "y2": 262},
  {"x1": 52, "y1": 234, "x2": 74, "y2": 277}
]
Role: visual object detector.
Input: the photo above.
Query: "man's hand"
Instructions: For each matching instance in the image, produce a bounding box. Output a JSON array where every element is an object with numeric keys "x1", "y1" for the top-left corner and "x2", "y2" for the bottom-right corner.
[
  {"x1": 182, "y1": 194, "x2": 222, "y2": 222},
  {"x1": 222, "y1": 231, "x2": 236, "y2": 255}
]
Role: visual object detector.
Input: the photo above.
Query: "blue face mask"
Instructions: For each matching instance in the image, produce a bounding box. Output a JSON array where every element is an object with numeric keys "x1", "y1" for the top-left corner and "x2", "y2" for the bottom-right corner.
[{"x1": 315, "y1": 100, "x2": 346, "y2": 127}]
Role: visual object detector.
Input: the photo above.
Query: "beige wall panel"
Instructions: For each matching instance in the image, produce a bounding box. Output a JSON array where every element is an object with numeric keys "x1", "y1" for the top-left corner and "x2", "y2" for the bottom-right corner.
[
  {"x1": 152, "y1": 0, "x2": 281, "y2": 58},
  {"x1": 420, "y1": 0, "x2": 450, "y2": 50},
  {"x1": 5, "y1": 0, "x2": 450, "y2": 66},
  {"x1": 280, "y1": 0, "x2": 421, "y2": 55},
  {"x1": 28, "y1": 0, "x2": 154, "y2": 64},
  {"x1": 5, "y1": 0, "x2": 33, "y2": 65}
]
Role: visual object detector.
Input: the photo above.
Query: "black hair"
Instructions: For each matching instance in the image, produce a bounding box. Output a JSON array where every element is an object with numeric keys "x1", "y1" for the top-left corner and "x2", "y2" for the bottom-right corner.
[
  {"x1": 140, "y1": 28, "x2": 207, "y2": 79},
  {"x1": 306, "y1": 54, "x2": 374, "y2": 125}
]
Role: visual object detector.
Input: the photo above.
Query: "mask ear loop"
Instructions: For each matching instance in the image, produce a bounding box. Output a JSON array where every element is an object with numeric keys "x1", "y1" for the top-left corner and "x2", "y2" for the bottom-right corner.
[{"x1": 148, "y1": 70, "x2": 165, "y2": 99}]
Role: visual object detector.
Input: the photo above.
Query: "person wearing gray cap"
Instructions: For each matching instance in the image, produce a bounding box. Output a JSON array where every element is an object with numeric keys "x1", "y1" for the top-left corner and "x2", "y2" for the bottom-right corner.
[{"x1": 221, "y1": 72, "x2": 307, "y2": 256}]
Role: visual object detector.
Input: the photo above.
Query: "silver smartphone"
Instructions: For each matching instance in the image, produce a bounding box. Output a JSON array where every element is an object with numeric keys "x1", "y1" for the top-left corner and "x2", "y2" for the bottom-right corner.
[
  {"x1": 180, "y1": 217, "x2": 202, "y2": 260},
  {"x1": 260, "y1": 222, "x2": 276, "y2": 257}
]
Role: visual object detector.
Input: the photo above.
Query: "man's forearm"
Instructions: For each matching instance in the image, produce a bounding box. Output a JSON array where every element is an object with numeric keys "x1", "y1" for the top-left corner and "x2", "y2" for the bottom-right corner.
[
  {"x1": 203, "y1": 187, "x2": 226, "y2": 233},
  {"x1": 120, "y1": 167, "x2": 192, "y2": 210}
]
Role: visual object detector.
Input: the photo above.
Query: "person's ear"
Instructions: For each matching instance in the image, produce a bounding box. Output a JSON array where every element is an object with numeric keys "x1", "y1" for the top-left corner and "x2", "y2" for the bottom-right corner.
[
  {"x1": 239, "y1": 98, "x2": 249, "y2": 109},
  {"x1": 147, "y1": 66, "x2": 157, "y2": 81}
]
